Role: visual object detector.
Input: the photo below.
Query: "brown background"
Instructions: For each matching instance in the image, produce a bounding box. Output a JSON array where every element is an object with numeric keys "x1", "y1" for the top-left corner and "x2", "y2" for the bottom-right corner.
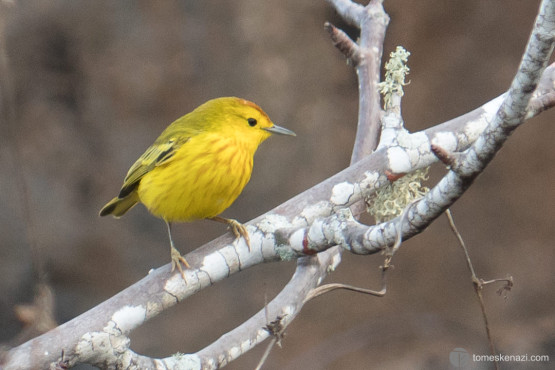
[{"x1": 1, "y1": 1, "x2": 554, "y2": 369}]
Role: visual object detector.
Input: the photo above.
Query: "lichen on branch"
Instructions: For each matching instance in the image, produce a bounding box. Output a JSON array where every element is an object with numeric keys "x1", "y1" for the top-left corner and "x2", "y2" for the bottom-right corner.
[{"x1": 378, "y1": 46, "x2": 411, "y2": 110}]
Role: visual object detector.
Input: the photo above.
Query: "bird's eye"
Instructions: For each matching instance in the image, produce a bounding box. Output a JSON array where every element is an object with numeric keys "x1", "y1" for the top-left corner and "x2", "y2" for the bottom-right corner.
[{"x1": 247, "y1": 118, "x2": 257, "y2": 127}]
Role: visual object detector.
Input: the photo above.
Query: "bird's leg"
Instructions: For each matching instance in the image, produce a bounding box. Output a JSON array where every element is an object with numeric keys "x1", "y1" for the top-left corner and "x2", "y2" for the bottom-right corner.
[
  {"x1": 165, "y1": 221, "x2": 190, "y2": 280},
  {"x1": 210, "y1": 216, "x2": 251, "y2": 250}
]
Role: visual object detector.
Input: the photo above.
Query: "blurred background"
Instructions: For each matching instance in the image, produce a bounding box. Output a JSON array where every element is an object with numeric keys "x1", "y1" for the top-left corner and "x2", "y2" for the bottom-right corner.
[{"x1": 1, "y1": 0, "x2": 554, "y2": 369}]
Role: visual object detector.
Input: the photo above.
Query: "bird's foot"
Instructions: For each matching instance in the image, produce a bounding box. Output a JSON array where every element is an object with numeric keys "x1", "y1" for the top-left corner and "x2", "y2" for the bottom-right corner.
[
  {"x1": 210, "y1": 216, "x2": 251, "y2": 250},
  {"x1": 170, "y1": 245, "x2": 190, "y2": 280},
  {"x1": 228, "y1": 219, "x2": 250, "y2": 248}
]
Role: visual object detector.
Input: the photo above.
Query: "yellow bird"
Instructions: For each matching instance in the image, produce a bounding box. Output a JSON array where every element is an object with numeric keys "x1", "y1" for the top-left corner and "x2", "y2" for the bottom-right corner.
[{"x1": 100, "y1": 97, "x2": 295, "y2": 277}]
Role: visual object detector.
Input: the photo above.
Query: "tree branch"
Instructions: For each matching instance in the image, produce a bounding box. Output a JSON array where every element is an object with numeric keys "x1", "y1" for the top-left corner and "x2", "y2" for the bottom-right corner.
[
  {"x1": 339, "y1": 0, "x2": 389, "y2": 162},
  {"x1": 325, "y1": 0, "x2": 365, "y2": 28},
  {"x1": 324, "y1": 22, "x2": 361, "y2": 65},
  {"x1": 278, "y1": 0, "x2": 555, "y2": 258}
]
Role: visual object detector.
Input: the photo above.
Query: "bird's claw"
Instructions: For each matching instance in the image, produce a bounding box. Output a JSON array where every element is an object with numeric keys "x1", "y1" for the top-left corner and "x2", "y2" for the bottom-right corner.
[
  {"x1": 171, "y1": 246, "x2": 190, "y2": 281},
  {"x1": 227, "y1": 219, "x2": 251, "y2": 250}
]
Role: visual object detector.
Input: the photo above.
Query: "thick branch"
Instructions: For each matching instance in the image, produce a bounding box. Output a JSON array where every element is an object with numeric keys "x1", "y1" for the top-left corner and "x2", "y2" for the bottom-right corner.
[
  {"x1": 354, "y1": 1, "x2": 389, "y2": 162},
  {"x1": 327, "y1": 0, "x2": 389, "y2": 162}
]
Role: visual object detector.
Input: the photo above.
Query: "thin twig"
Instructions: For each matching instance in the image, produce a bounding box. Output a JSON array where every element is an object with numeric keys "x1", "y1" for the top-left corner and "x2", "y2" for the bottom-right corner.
[
  {"x1": 324, "y1": 22, "x2": 361, "y2": 65},
  {"x1": 445, "y1": 209, "x2": 498, "y2": 370},
  {"x1": 304, "y1": 264, "x2": 389, "y2": 302},
  {"x1": 254, "y1": 338, "x2": 277, "y2": 370},
  {"x1": 480, "y1": 276, "x2": 514, "y2": 300},
  {"x1": 255, "y1": 293, "x2": 287, "y2": 370},
  {"x1": 445, "y1": 210, "x2": 477, "y2": 277},
  {"x1": 256, "y1": 312, "x2": 288, "y2": 370}
]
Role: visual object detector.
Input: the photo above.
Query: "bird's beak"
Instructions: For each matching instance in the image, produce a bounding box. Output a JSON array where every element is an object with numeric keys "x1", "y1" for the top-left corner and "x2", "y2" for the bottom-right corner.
[{"x1": 264, "y1": 124, "x2": 296, "y2": 136}]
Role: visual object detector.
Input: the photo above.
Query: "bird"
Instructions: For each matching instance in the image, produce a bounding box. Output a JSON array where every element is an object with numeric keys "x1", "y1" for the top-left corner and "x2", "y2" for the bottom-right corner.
[{"x1": 99, "y1": 97, "x2": 295, "y2": 278}]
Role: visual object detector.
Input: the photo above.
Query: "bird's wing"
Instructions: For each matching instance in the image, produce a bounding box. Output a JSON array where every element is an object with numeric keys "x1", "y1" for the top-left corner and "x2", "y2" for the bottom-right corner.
[{"x1": 118, "y1": 136, "x2": 190, "y2": 198}]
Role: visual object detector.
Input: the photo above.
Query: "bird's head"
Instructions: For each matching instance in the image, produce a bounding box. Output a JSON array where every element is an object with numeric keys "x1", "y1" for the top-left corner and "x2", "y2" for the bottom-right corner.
[{"x1": 198, "y1": 97, "x2": 296, "y2": 147}]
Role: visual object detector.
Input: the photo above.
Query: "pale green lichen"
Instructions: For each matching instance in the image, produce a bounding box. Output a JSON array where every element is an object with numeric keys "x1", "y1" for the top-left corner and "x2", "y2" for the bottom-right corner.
[
  {"x1": 276, "y1": 246, "x2": 297, "y2": 261},
  {"x1": 378, "y1": 46, "x2": 411, "y2": 110},
  {"x1": 367, "y1": 167, "x2": 429, "y2": 223}
]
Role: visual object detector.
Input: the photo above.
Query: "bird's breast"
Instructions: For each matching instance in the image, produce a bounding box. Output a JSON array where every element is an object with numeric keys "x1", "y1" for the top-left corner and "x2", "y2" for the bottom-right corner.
[{"x1": 137, "y1": 135, "x2": 255, "y2": 222}]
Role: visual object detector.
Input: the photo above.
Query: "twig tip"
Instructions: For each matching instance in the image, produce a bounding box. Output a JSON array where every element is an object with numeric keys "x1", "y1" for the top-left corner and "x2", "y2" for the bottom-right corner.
[{"x1": 430, "y1": 144, "x2": 455, "y2": 167}]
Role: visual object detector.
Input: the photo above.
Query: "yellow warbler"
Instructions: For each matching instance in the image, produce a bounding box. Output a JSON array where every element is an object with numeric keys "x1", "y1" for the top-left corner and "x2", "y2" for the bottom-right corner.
[{"x1": 100, "y1": 97, "x2": 295, "y2": 277}]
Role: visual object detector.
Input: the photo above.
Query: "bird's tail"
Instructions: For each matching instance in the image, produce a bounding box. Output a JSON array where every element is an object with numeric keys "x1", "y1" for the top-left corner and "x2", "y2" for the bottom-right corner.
[{"x1": 99, "y1": 193, "x2": 139, "y2": 218}]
